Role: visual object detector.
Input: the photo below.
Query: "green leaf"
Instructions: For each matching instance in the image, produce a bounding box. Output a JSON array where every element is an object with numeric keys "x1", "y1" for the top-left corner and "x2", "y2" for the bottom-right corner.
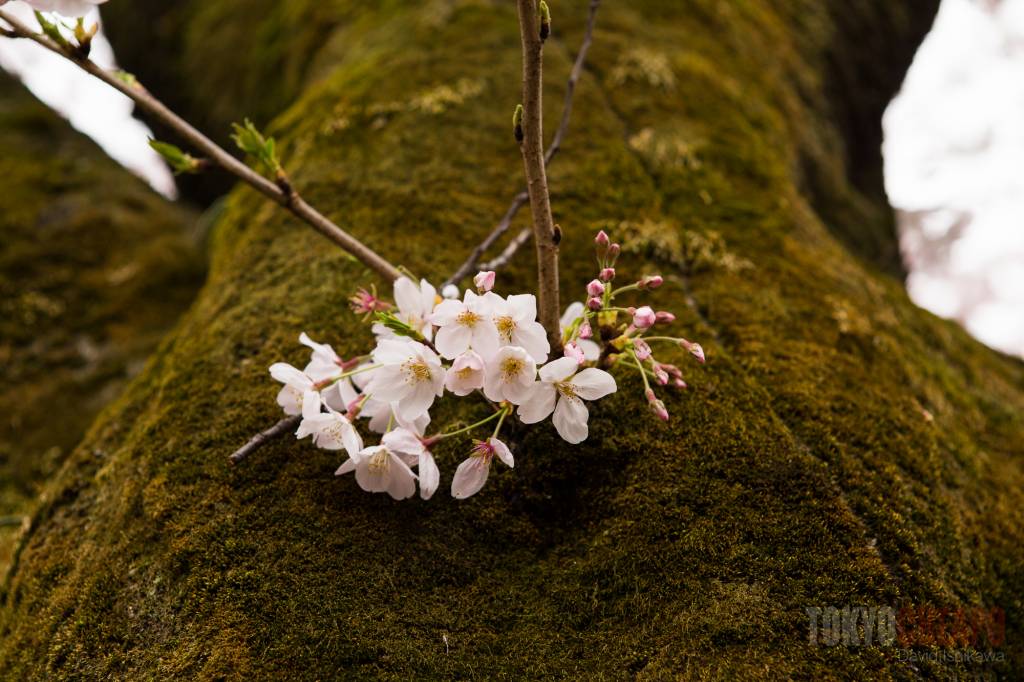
[
  {"x1": 230, "y1": 118, "x2": 281, "y2": 174},
  {"x1": 34, "y1": 11, "x2": 70, "y2": 51},
  {"x1": 148, "y1": 139, "x2": 203, "y2": 175}
]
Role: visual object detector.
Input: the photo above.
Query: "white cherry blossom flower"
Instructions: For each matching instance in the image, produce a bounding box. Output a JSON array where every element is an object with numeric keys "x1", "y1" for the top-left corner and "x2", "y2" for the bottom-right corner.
[
  {"x1": 269, "y1": 362, "x2": 315, "y2": 416},
  {"x1": 451, "y1": 437, "x2": 514, "y2": 499},
  {"x1": 560, "y1": 302, "x2": 600, "y2": 362},
  {"x1": 363, "y1": 339, "x2": 445, "y2": 422},
  {"x1": 482, "y1": 345, "x2": 536, "y2": 404},
  {"x1": 373, "y1": 277, "x2": 437, "y2": 341},
  {"x1": 18, "y1": 0, "x2": 106, "y2": 17},
  {"x1": 335, "y1": 437, "x2": 418, "y2": 501},
  {"x1": 299, "y1": 332, "x2": 357, "y2": 412},
  {"x1": 295, "y1": 390, "x2": 363, "y2": 454},
  {"x1": 485, "y1": 293, "x2": 549, "y2": 363},
  {"x1": 374, "y1": 428, "x2": 440, "y2": 500},
  {"x1": 430, "y1": 290, "x2": 499, "y2": 359},
  {"x1": 444, "y1": 350, "x2": 485, "y2": 396},
  {"x1": 518, "y1": 356, "x2": 617, "y2": 443}
]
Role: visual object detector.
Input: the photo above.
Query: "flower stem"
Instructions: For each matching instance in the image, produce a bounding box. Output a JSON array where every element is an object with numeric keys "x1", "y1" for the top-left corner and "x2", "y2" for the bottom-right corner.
[{"x1": 434, "y1": 407, "x2": 509, "y2": 441}]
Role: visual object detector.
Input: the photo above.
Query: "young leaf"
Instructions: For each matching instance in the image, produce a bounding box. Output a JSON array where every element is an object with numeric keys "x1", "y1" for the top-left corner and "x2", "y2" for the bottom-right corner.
[
  {"x1": 230, "y1": 119, "x2": 281, "y2": 174},
  {"x1": 149, "y1": 139, "x2": 203, "y2": 175}
]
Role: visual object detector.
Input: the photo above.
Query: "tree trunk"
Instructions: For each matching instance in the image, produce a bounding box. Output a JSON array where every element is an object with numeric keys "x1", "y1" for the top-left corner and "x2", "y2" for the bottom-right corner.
[
  {"x1": 5, "y1": 1, "x2": 1023, "y2": 679},
  {"x1": 0, "y1": 72, "x2": 202, "y2": 574}
]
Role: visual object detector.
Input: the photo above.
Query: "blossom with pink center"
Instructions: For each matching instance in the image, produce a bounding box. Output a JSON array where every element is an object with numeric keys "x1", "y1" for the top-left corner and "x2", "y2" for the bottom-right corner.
[
  {"x1": 482, "y1": 346, "x2": 537, "y2": 404},
  {"x1": 296, "y1": 390, "x2": 363, "y2": 454},
  {"x1": 451, "y1": 437, "x2": 514, "y2": 499},
  {"x1": 335, "y1": 429, "x2": 422, "y2": 500},
  {"x1": 269, "y1": 362, "x2": 315, "y2": 416},
  {"x1": 363, "y1": 339, "x2": 445, "y2": 422}
]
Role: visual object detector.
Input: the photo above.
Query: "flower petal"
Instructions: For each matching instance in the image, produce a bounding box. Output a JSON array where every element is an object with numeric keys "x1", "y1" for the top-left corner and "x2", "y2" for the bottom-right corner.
[
  {"x1": 269, "y1": 362, "x2": 310, "y2": 389},
  {"x1": 435, "y1": 323, "x2": 472, "y2": 359},
  {"x1": 418, "y1": 451, "x2": 440, "y2": 500},
  {"x1": 539, "y1": 356, "x2": 579, "y2": 383},
  {"x1": 490, "y1": 438, "x2": 514, "y2": 468},
  {"x1": 382, "y1": 428, "x2": 425, "y2": 457},
  {"x1": 552, "y1": 396, "x2": 589, "y2": 444},
  {"x1": 386, "y1": 453, "x2": 418, "y2": 500},
  {"x1": 517, "y1": 382, "x2": 557, "y2": 423},
  {"x1": 514, "y1": 321, "x2": 550, "y2": 364},
  {"x1": 451, "y1": 456, "x2": 491, "y2": 499},
  {"x1": 571, "y1": 368, "x2": 617, "y2": 400}
]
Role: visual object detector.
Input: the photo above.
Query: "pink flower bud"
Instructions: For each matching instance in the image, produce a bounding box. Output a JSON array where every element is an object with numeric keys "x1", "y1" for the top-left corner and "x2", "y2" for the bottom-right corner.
[
  {"x1": 607, "y1": 243, "x2": 621, "y2": 263},
  {"x1": 348, "y1": 287, "x2": 390, "y2": 315},
  {"x1": 578, "y1": 320, "x2": 593, "y2": 339},
  {"x1": 473, "y1": 270, "x2": 496, "y2": 293},
  {"x1": 586, "y1": 279, "x2": 605, "y2": 297},
  {"x1": 644, "y1": 388, "x2": 668, "y2": 421},
  {"x1": 638, "y1": 275, "x2": 663, "y2": 290},
  {"x1": 595, "y1": 230, "x2": 610, "y2": 248},
  {"x1": 653, "y1": 365, "x2": 669, "y2": 385},
  {"x1": 563, "y1": 342, "x2": 586, "y2": 365},
  {"x1": 674, "y1": 379, "x2": 688, "y2": 389},
  {"x1": 632, "y1": 305, "x2": 656, "y2": 329},
  {"x1": 600, "y1": 267, "x2": 616, "y2": 282},
  {"x1": 655, "y1": 311, "x2": 676, "y2": 324},
  {"x1": 680, "y1": 339, "x2": 705, "y2": 364},
  {"x1": 587, "y1": 296, "x2": 603, "y2": 311},
  {"x1": 633, "y1": 338, "x2": 652, "y2": 361}
]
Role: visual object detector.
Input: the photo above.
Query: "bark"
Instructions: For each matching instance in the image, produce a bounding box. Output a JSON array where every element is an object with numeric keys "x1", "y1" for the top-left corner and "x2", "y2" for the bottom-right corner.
[
  {"x1": 5, "y1": 1, "x2": 1023, "y2": 679},
  {"x1": 0, "y1": 72, "x2": 202, "y2": 572}
]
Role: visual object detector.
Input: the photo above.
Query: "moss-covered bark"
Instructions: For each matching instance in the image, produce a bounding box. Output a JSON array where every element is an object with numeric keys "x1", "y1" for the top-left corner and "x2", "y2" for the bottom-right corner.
[
  {"x1": 0, "y1": 73, "x2": 203, "y2": 573},
  {"x1": 3, "y1": 1, "x2": 1022, "y2": 679}
]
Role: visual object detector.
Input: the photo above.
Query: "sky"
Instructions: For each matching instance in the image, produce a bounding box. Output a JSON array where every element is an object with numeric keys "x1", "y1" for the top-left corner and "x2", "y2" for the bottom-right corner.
[{"x1": 1, "y1": 0, "x2": 1022, "y2": 356}]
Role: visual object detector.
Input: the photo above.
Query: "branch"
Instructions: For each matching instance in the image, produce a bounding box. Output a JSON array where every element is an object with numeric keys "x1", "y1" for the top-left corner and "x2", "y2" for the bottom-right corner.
[
  {"x1": 0, "y1": 9, "x2": 402, "y2": 283},
  {"x1": 228, "y1": 415, "x2": 301, "y2": 465},
  {"x1": 444, "y1": 0, "x2": 599, "y2": 288},
  {"x1": 515, "y1": 0, "x2": 561, "y2": 351}
]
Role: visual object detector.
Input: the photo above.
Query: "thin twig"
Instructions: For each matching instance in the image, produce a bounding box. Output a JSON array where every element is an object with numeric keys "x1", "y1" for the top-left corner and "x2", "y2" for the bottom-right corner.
[
  {"x1": 228, "y1": 415, "x2": 301, "y2": 465},
  {"x1": 516, "y1": 0, "x2": 562, "y2": 351},
  {"x1": 445, "y1": 0, "x2": 599, "y2": 288},
  {"x1": 0, "y1": 9, "x2": 403, "y2": 283}
]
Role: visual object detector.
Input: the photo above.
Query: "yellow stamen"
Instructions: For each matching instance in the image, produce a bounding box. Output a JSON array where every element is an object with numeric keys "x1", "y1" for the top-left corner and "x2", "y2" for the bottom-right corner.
[
  {"x1": 501, "y1": 357, "x2": 523, "y2": 380},
  {"x1": 402, "y1": 359, "x2": 432, "y2": 383},
  {"x1": 496, "y1": 315, "x2": 516, "y2": 341},
  {"x1": 457, "y1": 310, "x2": 481, "y2": 327}
]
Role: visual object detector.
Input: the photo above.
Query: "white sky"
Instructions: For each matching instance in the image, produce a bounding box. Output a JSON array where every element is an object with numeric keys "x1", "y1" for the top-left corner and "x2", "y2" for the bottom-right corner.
[{"x1": 1, "y1": 0, "x2": 1022, "y2": 356}]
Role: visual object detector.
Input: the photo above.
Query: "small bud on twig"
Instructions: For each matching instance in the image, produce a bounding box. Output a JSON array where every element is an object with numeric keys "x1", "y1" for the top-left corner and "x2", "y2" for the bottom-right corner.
[
  {"x1": 599, "y1": 267, "x2": 615, "y2": 282},
  {"x1": 474, "y1": 270, "x2": 496, "y2": 293},
  {"x1": 149, "y1": 139, "x2": 207, "y2": 175},
  {"x1": 512, "y1": 104, "x2": 524, "y2": 143},
  {"x1": 586, "y1": 279, "x2": 605, "y2": 297},
  {"x1": 638, "y1": 274, "x2": 663, "y2": 290},
  {"x1": 655, "y1": 311, "x2": 675, "y2": 324},
  {"x1": 632, "y1": 306, "x2": 656, "y2": 329},
  {"x1": 679, "y1": 338, "x2": 706, "y2": 364},
  {"x1": 539, "y1": 0, "x2": 551, "y2": 41}
]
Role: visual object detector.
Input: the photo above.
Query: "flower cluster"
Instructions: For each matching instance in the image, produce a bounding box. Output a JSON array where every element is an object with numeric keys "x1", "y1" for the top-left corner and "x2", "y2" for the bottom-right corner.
[{"x1": 269, "y1": 232, "x2": 703, "y2": 501}]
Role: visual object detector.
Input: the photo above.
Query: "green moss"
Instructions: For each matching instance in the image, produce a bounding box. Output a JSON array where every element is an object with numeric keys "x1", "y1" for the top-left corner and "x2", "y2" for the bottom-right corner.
[
  {"x1": 4, "y1": 1, "x2": 1023, "y2": 679},
  {"x1": 0, "y1": 74, "x2": 204, "y2": 573}
]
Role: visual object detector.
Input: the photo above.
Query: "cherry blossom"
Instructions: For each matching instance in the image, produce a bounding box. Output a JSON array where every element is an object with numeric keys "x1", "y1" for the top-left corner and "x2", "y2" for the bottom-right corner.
[
  {"x1": 269, "y1": 362, "x2": 315, "y2": 416},
  {"x1": 335, "y1": 437, "x2": 418, "y2": 500},
  {"x1": 486, "y1": 293, "x2": 550, "y2": 363},
  {"x1": 363, "y1": 338, "x2": 445, "y2": 421},
  {"x1": 373, "y1": 277, "x2": 437, "y2": 341},
  {"x1": 298, "y1": 332, "x2": 356, "y2": 412},
  {"x1": 482, "y1": 345, "x2": 537, "y2": 404},
  {"x1": 374, "y1": 427, "x2": 440, "y2": 500},
  {"x1": 295, "y1": 390, "x2": 363, "y2": 454},
  {"x1": 430, "y1": 290, "x2": 499, "y2": 359},
  {"x1": 473, "y1": 270, "x2": 496, "y2": 293},
  {"x1": 451, "y1": 437, "x2": 514, "y2": 499},
  {"x1": 444, "y1": 350, "x2": 486, "y2": 396},
  {"x1": 518, "y1": 356, "x2": 617, "y2": 443}
]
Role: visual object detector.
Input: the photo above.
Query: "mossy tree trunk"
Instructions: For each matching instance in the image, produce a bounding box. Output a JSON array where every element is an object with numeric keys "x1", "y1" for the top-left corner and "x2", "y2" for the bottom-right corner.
[
  {"x1": 3, "y1": 1, "x2": 1022, "y2": 679},
  {"x1": 0, "y1": 73, "x2": 202, "y2": 573}
]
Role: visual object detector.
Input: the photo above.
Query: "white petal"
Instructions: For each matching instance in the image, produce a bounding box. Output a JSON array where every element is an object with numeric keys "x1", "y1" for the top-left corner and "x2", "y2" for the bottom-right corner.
[
  {"x1": 276, "y1": 385, "x2": 303, "y2": 416},
  {"x1": 514, "y1": 321, "x2": 550, "y2": 363},
  {"x1": 490, "y1": 438, "x2": 514, "y2": 468},
  {"x1": 382, "y1": 428, "x2": 424, "y2": 457},
  {"x1": 451, "y1": 457, "x2": 491, "y2": 499},
  {"x1": 435, "y1": 323, "x2": 472, "y2": 359},
  {"x1": 571, "y1": 368, "x2": 617, "y2": 400},
  {"x1": 560, "y1": 302, "x2": 585, "y2": 330},
  {"x1": 418, "y1": 279, "x2": 438, "y2": 316},
  {"x1": 385, "y1": 453, "x2": 418, "y2": 500},
  {"x1": 394, "y1": 277, "x2": 420, "y2": 315},
  {"x1": 580, "y1": 339, "x2": 601, "y2": 362},
  {"x1": 470, "y1": 321, "x2": 500, "y2": 358},
  {"x1": 397, "y1": 381, "x2": 437, "y2": 422},
  {"x1": 270, "y1": 362, "x2": 311, "y2": 389},
  {"x1": 372, "y1": 338, "x2": 416, "y2": 365},
  {"x1": 552, "y1": 397, "x2": 589, "y2": 444},
  {"x1": 365, "y1": 366, "x2": 409, "y2": 402},
  {"x1": 517, "y1": 383, "x2": 557, "y2": 423},
  {"x1": 539, "y1": 356, "x2": 579, "y2": 383},
  {"x1": 507, "y1": 293, "x2": 537, "y2": 322},
  {"x1": 418, "y1": 451, "x2": 440, "y2": 500},
  {"x1": 342, "y1": 425, "x2": 363, "y2": 456},
  {"x1": 335, "y1": 458, "x2": 357, "y2": 475},
  {"x1": 301, "y1": 390, "x2": 322, "y2": 420},
  {"x1": 429, "y1": 299, "x2": 464, "y2": 326}
]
